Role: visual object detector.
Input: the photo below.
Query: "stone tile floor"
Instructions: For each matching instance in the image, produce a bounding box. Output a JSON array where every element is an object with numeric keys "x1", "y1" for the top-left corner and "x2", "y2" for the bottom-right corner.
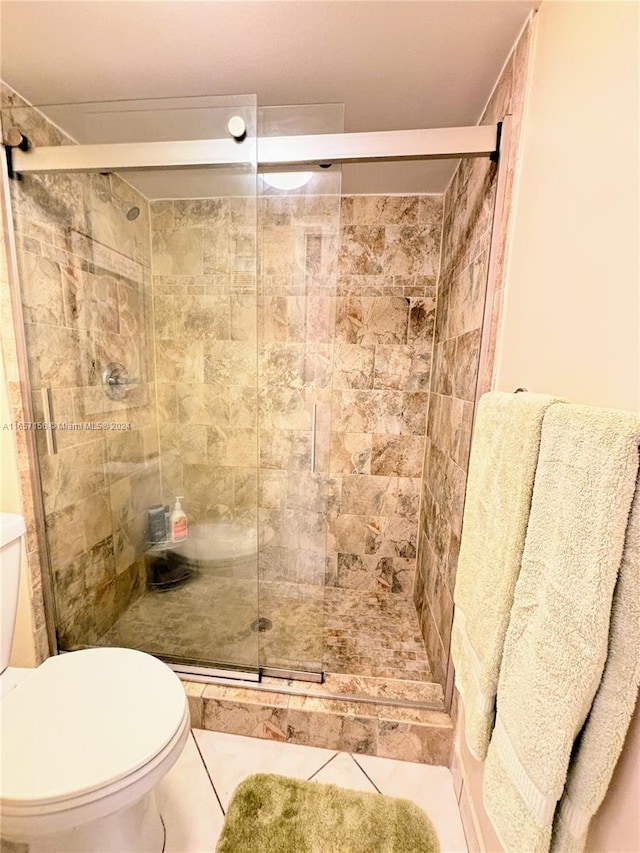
[
  {"x1": 159, "y1": 729, "x2": 468, "y2": 852},
  {"x1": 98, "y1": 570, "x2": 432, "y2": 683},
  {"x1": 323, "y1": 587, "x2": 432, "y2": 681}
]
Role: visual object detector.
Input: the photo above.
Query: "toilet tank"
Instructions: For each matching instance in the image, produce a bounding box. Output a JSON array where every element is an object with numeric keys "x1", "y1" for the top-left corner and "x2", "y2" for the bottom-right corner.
[{"x1": 0, "y1": 513, "x2": 26, "y2": 674}]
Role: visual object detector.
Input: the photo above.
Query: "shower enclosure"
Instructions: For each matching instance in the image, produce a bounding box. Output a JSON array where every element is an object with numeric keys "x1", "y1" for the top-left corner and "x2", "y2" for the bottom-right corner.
[{"x1": 1, "y1": 87, "x2": 503, "y2": 697}]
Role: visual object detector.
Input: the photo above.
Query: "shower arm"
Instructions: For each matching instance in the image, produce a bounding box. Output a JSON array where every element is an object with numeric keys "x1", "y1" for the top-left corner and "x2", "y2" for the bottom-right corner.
[{"x1": 6, "y1": 125, "x2": 500, "y2": 176}]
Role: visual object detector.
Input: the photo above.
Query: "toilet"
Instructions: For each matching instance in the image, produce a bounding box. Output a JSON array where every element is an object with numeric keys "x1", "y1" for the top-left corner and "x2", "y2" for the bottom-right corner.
[{"x1": 0, "y1": 513, "x2": 191, "y2": 853}]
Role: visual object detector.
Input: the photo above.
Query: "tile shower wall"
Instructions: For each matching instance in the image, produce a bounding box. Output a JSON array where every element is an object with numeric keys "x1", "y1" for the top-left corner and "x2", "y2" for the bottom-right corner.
[
  {"x1": 150, "y1": 193, "x2": 443, "y2": 675},
  {"x1": 414, "y1": 21, "x2": 534, "y2": 687},
  {"x1": 324, "y1": 196, "x2": 443, "y2": 682},
  {"x1": 257, "y1": 193, "x2": 339, "y2": 594},
  {"x1": 328, "y1": 196, "x2": 442, "y2": 599},
  {"x1": 150, "y1": 192, "x2": 336, "y2": 671},
  {"x1": 1, "y1": 84, "x2": 160, "y2": 649},
  {"x1": 150, "y1": 197, "x2": 258, "y2": 524}
]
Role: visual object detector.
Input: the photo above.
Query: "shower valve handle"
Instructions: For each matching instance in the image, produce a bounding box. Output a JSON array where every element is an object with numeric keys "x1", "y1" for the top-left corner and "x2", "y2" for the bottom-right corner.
[{"x1": 102, "y1": 362, "x2": 139, "y2": 400}]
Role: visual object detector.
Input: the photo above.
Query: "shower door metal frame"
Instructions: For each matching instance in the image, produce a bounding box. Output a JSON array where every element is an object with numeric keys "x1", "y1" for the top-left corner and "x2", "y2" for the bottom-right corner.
[{"x1": 8, "y1": 125, "x2": 500, "y2": 175}]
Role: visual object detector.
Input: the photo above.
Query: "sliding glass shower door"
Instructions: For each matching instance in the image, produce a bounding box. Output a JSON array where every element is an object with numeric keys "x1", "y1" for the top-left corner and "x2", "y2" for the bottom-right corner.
[
  {"x1": 2, "y1": 94, "x2": 263, "y2": 675},
  {"x1": 3, "y1": 92, "x2": 347, "y2": 679},
  {"x1": 256, "y1": 106, "x2": 343, "y2": 678}
]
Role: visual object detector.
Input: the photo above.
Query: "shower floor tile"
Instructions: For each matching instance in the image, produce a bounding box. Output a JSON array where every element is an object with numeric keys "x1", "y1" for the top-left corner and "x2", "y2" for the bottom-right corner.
[
  {"x1": 323, "y1": 588, "x2": 432, "y2": 682},
  {"x1": 98, "y1": 571, "x2": 432, "y2": 683}
]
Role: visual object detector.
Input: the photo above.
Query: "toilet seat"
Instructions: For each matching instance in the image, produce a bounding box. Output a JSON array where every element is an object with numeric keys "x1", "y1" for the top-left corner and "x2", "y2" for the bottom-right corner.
[{"x1": 1, "y1": 647, "x2": 189, "y2": 837}]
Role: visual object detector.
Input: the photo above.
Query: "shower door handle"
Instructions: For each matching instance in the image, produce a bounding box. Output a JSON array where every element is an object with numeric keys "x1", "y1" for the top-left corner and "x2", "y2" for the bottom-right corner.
[
  {"x1": 41, "y1": 387, "x2": 57, "y2": 456},
  {"x1": 310, "y1": 403, "x2": 317, "y2": 474}
]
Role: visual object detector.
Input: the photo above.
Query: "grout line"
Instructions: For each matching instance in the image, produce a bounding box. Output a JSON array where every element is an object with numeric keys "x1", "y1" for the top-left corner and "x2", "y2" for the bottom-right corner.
[
  {"x1": 306, "y1": 751, "x2": 340, "y2": 781},
  {"x1": 191, "y1": 731, "x2": 226, "y2": 816},
  {"x1": 351, "y1": 753, "x2": 383, "y2": 794}
]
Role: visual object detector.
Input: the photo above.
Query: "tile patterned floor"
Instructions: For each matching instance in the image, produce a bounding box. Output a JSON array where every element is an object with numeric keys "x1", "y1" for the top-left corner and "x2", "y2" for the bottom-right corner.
[
  {"x1": 323, "y1": 587, "x2": 432, "y2": 681},
  {"x1": 99, "y1": 571, "x2": 432, "y2": 682},
  {"x1": 157, "y1": 728, "x2": 467, "y2": 852}
]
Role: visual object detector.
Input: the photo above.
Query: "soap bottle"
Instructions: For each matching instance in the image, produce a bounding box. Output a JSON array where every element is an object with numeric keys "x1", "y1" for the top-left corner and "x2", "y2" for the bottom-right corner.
[{"x1": 170, "y1": 496, "x2": 188, "y2": 542}]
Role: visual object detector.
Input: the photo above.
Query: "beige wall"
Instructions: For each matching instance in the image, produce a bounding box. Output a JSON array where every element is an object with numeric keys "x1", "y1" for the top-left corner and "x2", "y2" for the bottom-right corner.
[
  {"x1": 496, "y1": 1, "x2": 640, "y2": 411},
  {"x1": 459, "y1": 3, "x2": 640, "y2": 851}
]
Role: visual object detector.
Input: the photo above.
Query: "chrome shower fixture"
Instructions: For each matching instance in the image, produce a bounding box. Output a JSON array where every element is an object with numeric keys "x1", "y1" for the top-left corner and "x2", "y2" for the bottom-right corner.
[{"x1": 95, "y1": 173, "x2": 141, "y2": 221}]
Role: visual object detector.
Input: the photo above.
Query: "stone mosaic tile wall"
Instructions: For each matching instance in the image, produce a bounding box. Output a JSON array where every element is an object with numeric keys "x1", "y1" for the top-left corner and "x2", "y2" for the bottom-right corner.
[
  {"x1": 149, "y1": 197, "x2": 259, "y2": 527},
  {"x1": 328, "y1": 196, "x2": 442, "y2": 600},
  {"x1": 1, "y1": 84, "x2": 160, "y2": 649},
  {"x1": 149, "y1": 193, "x2": 443, "y2": 672},
  {"x1": 414, "y1": 21, "x2": 534, "y2": 689},
  {"x1": 149, "y1": 192, "x2": 341, "y2": 671}
]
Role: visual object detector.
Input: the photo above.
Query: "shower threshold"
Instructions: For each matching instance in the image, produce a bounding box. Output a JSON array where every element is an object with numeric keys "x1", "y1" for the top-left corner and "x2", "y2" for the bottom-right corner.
[
  {"x1": 181, "y1": 670, "x2": 451, "y2": 765},
  {"x1": 167, "y1": 661, "x2": 325, "y2": 685},
  {"x1": 176, "y1": 668, "x2": 443, "y2": 711}
]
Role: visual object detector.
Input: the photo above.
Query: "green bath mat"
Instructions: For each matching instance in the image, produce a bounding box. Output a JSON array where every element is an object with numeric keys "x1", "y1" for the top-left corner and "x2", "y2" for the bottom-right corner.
[{"x1": 215, "y1": 773, "x2": 440, "y2": 853}]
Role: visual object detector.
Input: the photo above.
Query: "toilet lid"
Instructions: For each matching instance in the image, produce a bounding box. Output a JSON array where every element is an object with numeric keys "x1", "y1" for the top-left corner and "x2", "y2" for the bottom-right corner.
[{"x1": 0, "y1": 648, "x2": 187, "y2": 805}]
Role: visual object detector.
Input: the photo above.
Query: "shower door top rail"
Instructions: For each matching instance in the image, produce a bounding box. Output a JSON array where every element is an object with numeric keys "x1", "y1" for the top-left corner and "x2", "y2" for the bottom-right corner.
[{"x1": 8, "y1": 125, "x2": 499, "y2": 174}]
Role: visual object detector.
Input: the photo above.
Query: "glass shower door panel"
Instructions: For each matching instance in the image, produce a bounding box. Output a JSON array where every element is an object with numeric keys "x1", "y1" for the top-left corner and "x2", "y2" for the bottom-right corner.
[
  {"x1": 257, "y1": 105, "x2": 343, "y2": 676},
  {"x1": 2, "y1": 94, "x2": 260, "y2": 674},
  {"x1": 137, "y1": 171, "x2": 260, "y2": 673}
]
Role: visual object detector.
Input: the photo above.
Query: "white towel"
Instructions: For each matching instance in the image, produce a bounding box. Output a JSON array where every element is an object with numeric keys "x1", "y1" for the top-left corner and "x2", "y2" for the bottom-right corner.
[
  {"x1": 483, "y1": 404, "x2": 640, "y2": 853},
  {"x1": 551, "y1": 480, "x2": 640, "y2": 852},
  {"x1": 451, "y1": 391, "x2": 564, "y2": 760}
]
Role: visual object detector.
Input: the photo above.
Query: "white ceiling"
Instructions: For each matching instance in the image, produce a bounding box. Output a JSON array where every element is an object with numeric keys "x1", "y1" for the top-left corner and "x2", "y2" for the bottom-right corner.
[{"x1": 0, "y1": 0, "x2": 538, "y2": 195}]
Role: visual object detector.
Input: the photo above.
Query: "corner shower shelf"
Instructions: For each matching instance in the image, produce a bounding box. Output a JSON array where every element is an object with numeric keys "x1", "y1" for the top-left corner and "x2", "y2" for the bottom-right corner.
[{"x1": 145, "y1": 537, "x2": 188, "y2": 553}]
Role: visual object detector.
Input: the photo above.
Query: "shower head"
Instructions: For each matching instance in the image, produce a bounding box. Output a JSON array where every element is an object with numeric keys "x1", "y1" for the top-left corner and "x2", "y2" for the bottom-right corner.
[{"x1": 96, "y1": 174, "x2": 141, "y2": 221}]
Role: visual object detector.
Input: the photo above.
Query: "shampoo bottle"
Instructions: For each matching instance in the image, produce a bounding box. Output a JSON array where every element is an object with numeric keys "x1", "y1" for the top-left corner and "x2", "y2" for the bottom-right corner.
[
  {"x1": 170, "y1": 496, "x2": 188, "y2": 542},
  {"x1": 146, "y1": 505, "x2": 167, "y2": 543}
]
